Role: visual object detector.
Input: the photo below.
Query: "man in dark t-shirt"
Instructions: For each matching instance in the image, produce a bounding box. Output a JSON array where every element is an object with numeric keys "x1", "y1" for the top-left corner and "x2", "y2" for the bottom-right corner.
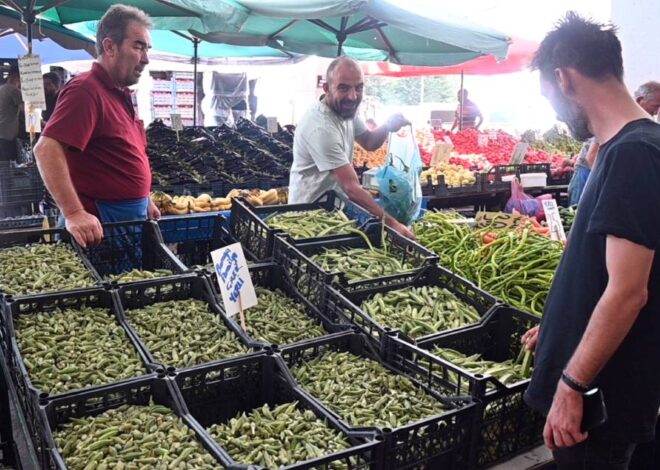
[{"x1": 522, "y1": 13, "x2": 660, "y2": 469}]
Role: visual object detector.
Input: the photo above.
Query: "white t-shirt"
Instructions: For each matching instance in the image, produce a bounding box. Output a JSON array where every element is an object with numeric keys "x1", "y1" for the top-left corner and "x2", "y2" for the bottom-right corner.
[{"x1": 289, "y1": 101, "x2": 367, "y2": 203}]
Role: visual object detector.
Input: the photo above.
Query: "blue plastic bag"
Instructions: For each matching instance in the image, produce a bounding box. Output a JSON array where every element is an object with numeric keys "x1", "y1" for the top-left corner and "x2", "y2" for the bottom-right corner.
[{"x1": 375, "y1": 128, "x2": 423, "y2": 225}]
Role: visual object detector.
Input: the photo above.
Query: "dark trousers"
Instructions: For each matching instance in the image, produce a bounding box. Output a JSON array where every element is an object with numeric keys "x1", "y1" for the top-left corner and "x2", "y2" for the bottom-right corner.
[{"x1": 553, "y1": 435, "x2": 637, "y2": 470}]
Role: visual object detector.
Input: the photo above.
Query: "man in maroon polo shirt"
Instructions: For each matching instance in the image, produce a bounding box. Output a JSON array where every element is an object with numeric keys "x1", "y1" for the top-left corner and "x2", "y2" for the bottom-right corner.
[{"x1": 34, "y1": 4, "x2": 158, "y2": 248}]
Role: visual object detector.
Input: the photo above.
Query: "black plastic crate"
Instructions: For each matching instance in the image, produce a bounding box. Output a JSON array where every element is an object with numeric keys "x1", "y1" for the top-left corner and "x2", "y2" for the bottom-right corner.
[
  {"x1": 38, "y1": 375, "x2": 226, "y2": 470},
  {"x1": 157, "y1": 213, "x2": 233, "y2": 269},
  {"x1": 422, "y1": 173, "x2": 484, "y2": 197},
  {"x1": 114, "y1": 275, "x2": 261, "y2": 369},
  {"x1": 1, "y1": 288, "x2": 159, "y2": 456},
  {"x1": 213, "y1": 263, "x2": 351, "y2": 349},
  {"x1": 80, "y1": 220, "x2": 187, "y2": 283},
  {"x1": 401, "y1": 306, "x2": 543, "y2": 469},
  {"x1": 324, "y1": 264, "x2": 499, "y2": 347},
  {"x1": 0, "y1": 440, "x2": 19, "y2": 470},
  {"x1": 483, "y1": 163, "x2": 551, "y2": 191},
  {"x1": 0, "y1": 228, "x2": 99, "y2": 299},
  {"x1": 173, "y1": 353, "x2": 382, "y2": 469},
  {"x1": 272, "y1": 223, "x2": 439, "y2": 308},
  {"x1": 0, "y1": 167, "x2": 43, "y2": 205},
  {"x1": 279, "y1": 332, "x2": 477, "y2": 470},
  {"x1": 0, "y1": 214, "x2": 44, "y2": 231},
  {"x1": 229, "y1": 190, "x2": 376, "y2": 261}
]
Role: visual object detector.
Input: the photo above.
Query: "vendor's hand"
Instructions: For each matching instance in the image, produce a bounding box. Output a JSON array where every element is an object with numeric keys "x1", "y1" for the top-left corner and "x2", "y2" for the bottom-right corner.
[
  {"x1": 147, "y1": 198, "x2": 161, "y2": 220},
  {"x1": 65, "y1": 209, "x2": 103, "y2": 248},
  {"x1": 388, "y1": 219, "x2": 416, "y2": 240},
  {"x1": 385, "y1": 113, "x2": 411, "y2": 133},
  {"x1": 543, "y1": 380, "x2": 588, "y2": 450},
  {"x1": 521, "y1": 325, "x2": 540, "y2": 352}
]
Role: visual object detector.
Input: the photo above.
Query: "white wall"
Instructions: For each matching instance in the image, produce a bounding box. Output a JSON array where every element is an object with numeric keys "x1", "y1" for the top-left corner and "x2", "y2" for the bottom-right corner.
[{"x1": 611, "y1": 0, "x2": 660, "y2": 92}]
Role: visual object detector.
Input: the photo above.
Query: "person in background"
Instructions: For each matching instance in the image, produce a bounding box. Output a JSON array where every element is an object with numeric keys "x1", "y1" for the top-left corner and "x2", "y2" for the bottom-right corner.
[
  {"x1": 42, "y1": 72, "x2": 61, "y2": 122},
  {"x1": 450, "y1": 89, "x2": 483, "y2": 131},
  {"x1": 289, "y1": 56, "x2": 414, "y2": 239},
  {"x1": 34, "y1": 4, "x2": 158, "y2": 248},
  {"x1": 0, "y1": 65, "x2": 21, "y2": 162},
  {"x1": 634, "y1": 81, "x2": 660, "y2": 117},
  {"x1": 567, "y1": 137, "x2": 599, "y2": 205},
  {"x1": 365, "y1": 118, "x2": 378, "y2": 131},
  {"x1": 522, "y1": 12, "x2": 660, "y2": 469}
]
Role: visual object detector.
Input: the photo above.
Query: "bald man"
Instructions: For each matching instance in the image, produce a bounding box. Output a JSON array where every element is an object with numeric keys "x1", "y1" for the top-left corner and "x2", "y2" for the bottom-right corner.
[
  {"x1": 289, "y1": 56, "x2": 414, "y2": 239},
  {"x1": 634, "y1": 81, "x2": 660, "y2": 117}
]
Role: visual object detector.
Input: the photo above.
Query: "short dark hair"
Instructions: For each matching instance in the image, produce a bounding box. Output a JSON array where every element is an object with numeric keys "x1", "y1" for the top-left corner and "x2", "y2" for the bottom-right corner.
[
  {"x1": 532, "y1": 12, "x2": 623, "y2": 82},
  {"x1": 96, "y1": 4, "x2": 151, "y2": 56},
  {"x1": 7, "y1": 64, "x2": 19, "y2": 81},
  {"x1": 43, "y1": 72, "x2": 61, "y2": 88}
]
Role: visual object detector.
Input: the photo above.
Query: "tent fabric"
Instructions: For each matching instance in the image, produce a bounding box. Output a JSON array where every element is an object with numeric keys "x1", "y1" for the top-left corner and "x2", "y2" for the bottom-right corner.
[
  {"x1": 0, "y1": 6, "x2": 96, "y2": 57},
  {"x1": 191, "y1": 0, "x2": 511, "y2": 66},
  {"x1": 361, "y1": 37, "x2": 538, "y2": 76},
  {"x1": 0, "y1": 33, "x2": 93, "y2": 62}
]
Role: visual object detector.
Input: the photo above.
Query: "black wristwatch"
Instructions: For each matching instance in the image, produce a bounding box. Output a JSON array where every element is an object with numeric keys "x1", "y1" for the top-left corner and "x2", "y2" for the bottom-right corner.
[{"x1": 561, "y1": 370, "x2": 591, "y2": 393}]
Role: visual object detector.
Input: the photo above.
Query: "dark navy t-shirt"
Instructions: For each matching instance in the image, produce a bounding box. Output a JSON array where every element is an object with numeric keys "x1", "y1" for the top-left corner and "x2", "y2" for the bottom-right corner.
[{"x1": 525, "y1": 119, "x2": 660, "y2": 443}]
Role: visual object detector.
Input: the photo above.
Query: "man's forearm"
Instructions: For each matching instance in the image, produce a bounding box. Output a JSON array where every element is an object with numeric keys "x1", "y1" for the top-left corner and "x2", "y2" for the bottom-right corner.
[
  {"x1": 34, "y1": 137, "x2": 85, "y2": 217},
  {"x1": 565, "y1": 286, "x2": 647, "y2": 386},
  {"x1": 343, "y1": 184, "x2": 397, "y2": 225},
  {"x1": 360, "y1": 125, "x2": 390, "y2": 151}
]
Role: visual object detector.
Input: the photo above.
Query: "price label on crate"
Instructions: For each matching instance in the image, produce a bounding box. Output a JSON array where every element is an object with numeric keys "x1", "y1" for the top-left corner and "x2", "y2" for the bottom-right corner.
[
  {"x1": 211, "y1": 243, "x2": 257, "y2": 317},
  {"x1": 475, "y1": 211, "x2": 526, "y2": 229},
  {"x1": 266, "y1": 117, "x2": 278, "y2": 133},
  {"x1": 509, "y1": 142, "x2": 529, "y2": 165},
  {"x1": 170, "y1": 113, "x2": 184, "y2": 131},
  {"x1": 542, "y1": 199, "x2": 567, "y2": 242}
]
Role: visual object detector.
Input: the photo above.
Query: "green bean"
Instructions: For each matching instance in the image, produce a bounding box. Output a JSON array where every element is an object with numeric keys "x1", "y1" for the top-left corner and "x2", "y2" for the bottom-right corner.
[
  {"x1": 292, "y1": 351, "x2": 445, "y2": 428},
  {"x1": 54, "y1": 403, "x2": 221, "y2": 469},
  {"x1": 311, "y1": 247, "x2": 417, "y2": 282},
  {"x1": 107, "y1": 269, "x2": 173, "y2": 283},
  {"x1": 15, "y1": 307, "x2": 145, "y2": 394},
  {"x1": 125, "y1": 299, "x2": 250, "y2": 367},
  {"x1": 0, "y1": 243, "x2": 96, "y2": 295},
  {"x1": 265, "y1": 209, "x2": 358, "y2": 239}
]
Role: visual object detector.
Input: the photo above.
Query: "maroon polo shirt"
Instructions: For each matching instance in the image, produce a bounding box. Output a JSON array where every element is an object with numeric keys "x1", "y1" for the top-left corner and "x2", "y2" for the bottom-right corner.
[{"x1": 42, "y1": 62, "x2": 151, "y2": 216}]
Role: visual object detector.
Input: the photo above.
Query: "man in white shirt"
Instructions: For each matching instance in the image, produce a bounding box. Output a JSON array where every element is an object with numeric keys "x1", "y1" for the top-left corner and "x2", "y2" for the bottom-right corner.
[{"x1": 289, "y1": 56, "x2": 414, "y2": 238}]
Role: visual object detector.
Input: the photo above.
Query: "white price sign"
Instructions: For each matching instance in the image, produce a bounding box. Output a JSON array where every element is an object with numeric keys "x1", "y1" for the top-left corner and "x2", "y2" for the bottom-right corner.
[
  {"x1": 170, "y1": 113, "x2": 183, "y2": 131},
  {"x1": 542, "y1": 199, "x2": 567, "y2": 242},
  {"x1": 488, "y1": 131, "x2": 498, "y2": 141},
  {"x1": 509, "y1": 142, "x2": 529, "y2": 165},
  {"x1": 477, "y1": 134, "x2": 489, "y2": 147},
  {"x1": 18, "y1": 54, "x2": 46, "y2": 109},
  {"x1": 266, "y1": 117, "x2": 278, "y2": 133},
  {"x1": 211, "y1": 243, "x2": 257, "y2": 317}
]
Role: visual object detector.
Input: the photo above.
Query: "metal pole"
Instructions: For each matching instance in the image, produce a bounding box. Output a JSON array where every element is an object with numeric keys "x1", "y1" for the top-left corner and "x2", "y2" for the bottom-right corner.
[
  {"x1": 193, "y1": 38, "x2": 199, "y2": 126},
  {"x1": 459, "y1": 69, "x2": 464, "y2": 131}
]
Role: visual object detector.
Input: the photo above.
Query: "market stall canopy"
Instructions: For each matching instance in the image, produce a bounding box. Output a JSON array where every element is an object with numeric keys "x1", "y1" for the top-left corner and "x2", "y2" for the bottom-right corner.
[
  {"x1": 0, "y1": 6, "x2": 96, "y2": 60},
  {"x1": 0, "y1": 0, "x2": 240, "y2": 35},
  {"x1": 361, "y1": 36, "x2": 538, "y2": 76},
  {"x1": 189, "y1": 0, "x2": 511, "y2": 66}
]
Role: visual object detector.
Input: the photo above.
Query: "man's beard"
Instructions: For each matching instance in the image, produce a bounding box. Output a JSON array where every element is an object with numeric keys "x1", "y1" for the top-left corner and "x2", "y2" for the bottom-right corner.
[
  {"x1": 554, "y1": 92, "x2": 593, "y2": 141},
  {"x1": 329, "y1": 98, "x2": 360, "y2": 120}
]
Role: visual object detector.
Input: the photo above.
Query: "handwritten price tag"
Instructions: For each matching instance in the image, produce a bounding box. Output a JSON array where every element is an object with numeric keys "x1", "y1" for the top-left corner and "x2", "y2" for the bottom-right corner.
[
  {"x1": 211, "y1": 243, "x2": 257, "y2": 317},
  {"x1": 18, "y1": 54, "x2": 46, "y2": 109}
]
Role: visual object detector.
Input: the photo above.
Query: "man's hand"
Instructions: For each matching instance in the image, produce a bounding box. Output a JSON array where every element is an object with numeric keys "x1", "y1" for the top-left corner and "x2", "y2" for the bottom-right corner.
[
  {"x1": 147, "y1": 198, "x2": 161, "y2": 220},
  {"x1": 385, "y1": 113, "x2": 411, "y2": 133},
  {"x1": 543, "y1": 380, "x2": 588, "y2": 450},
  {"x1": 521, "y1": 325, "x2": 540, "y2": 351},
  {"x1": 388, "y1": 219, "x2": 416, "y2": 240},
  {"x1": 65, "y1": 209, "x2": 103, "y2": 248}
]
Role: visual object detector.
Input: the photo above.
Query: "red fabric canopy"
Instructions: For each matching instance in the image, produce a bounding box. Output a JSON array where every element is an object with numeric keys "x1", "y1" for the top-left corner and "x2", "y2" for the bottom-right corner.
[{"x1": 362, "y1": 37, "x2": 538, "y2": 77}]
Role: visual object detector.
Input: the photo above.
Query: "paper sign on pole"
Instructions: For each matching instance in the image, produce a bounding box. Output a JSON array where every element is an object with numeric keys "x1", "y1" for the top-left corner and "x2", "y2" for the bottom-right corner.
[
  {"x1": 170, "y1": 113, "x2": 183, "y2": 131},
  {"x1": 24, "y1": 104, "x2": 41, "y2": 134},
  {"x1": 509, "y1": 142, "x2": 529, "y2": 165},
  {"x1": 18, "y1": 54, "x2": 46, "y2": 109},
  {"x1": 475, "y1": 211, "x2": 527, "y2": 229},
  {"x1": 542, "y1": 199, "x2": 567, "y2": 242},
  {"x1": 477, "y1": 134, "x2": 489, "y2": 148},
  {"x1": 211, "y1": 243, "x2": 257, "y2": 318},
  {"x1": 266, "y1": 117, "x2": 278, "y2": 134}
]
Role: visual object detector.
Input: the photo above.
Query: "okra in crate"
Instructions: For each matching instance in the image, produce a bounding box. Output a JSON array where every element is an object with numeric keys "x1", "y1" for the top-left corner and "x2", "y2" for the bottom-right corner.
[
  {"x1": 173, "y1": 353, "x2": 382, "y2": 469},
  {"x1": 0, "y1": 228, "x2": 97, "y2": 299},
  {"x1": 395, "y1": 306, "x2": 543, "y2": 469},
  {"x1": 80, "y1": 220, "x2": 187, "y2": 284},
  {"x1": 157, "y1": 213, "x2": 232, "y2": 272},
  {"x1": 219, "y1": 263, "x2": 350, "y2": 348},
  {"x1": 1, "y1": 287, "x2": 157, "y2": 457},
  {"x1": 273, "y1": 223, "x2": 439, "y2": 308},
  {"x1": 324, "y1": 264, "x2": 499, "y2": 347},
  {"x1": 115, "y1": 274, "x2": 259, "y2": 369},
  {"x1": 39, "y1": 374, "x2": 225, "y2": 469},
  {"x1": 279, "y1": 331, "x2": 477, "y2": 470},
  {"x1": 229, "y1": 190, "x2": 375, "y2": 261}
]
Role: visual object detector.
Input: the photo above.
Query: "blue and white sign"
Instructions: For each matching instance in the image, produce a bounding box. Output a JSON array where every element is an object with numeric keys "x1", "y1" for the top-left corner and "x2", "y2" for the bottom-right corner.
[{"x1": 211, "y1": 243, "x2": 257, "y2": 317}]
